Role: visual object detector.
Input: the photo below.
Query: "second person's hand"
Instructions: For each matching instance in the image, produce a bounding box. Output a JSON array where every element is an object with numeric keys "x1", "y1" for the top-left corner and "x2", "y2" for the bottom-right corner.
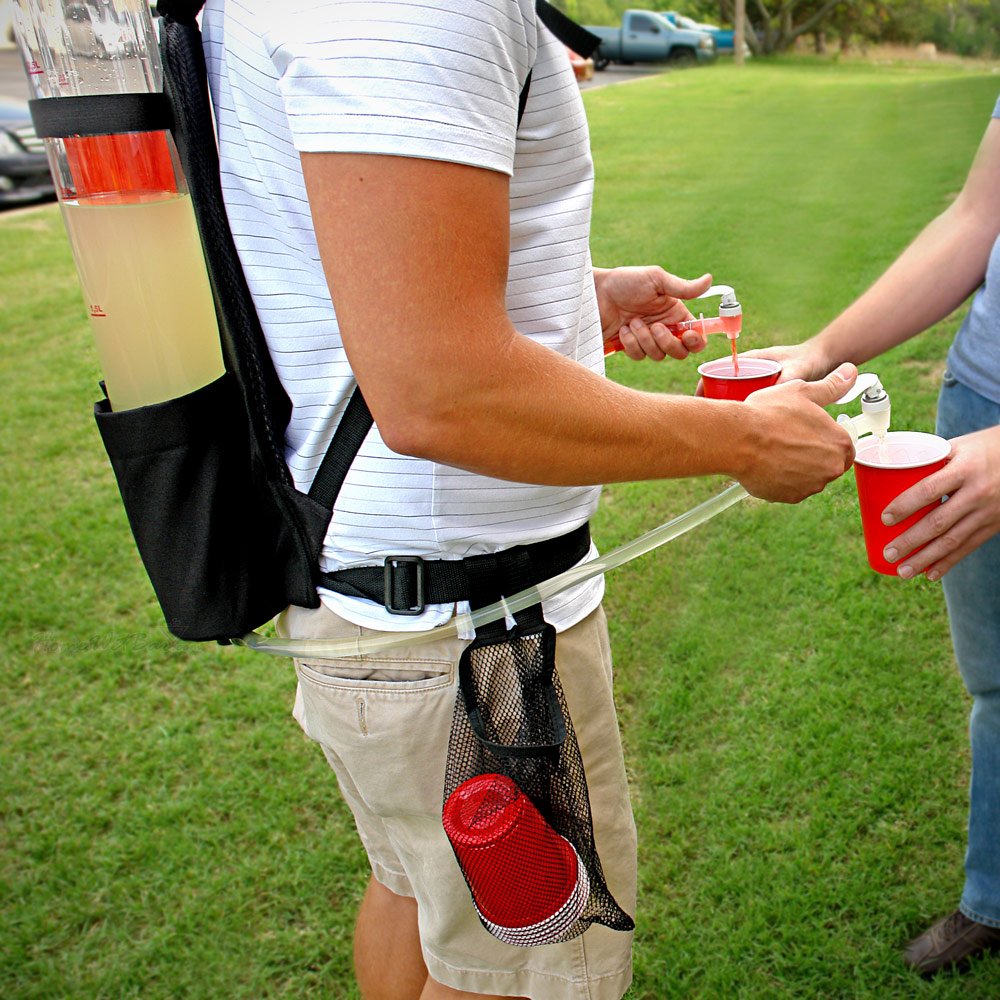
[
  {"x1": 739, "y1": 341, "x2": 835, "y2": 384},
  {"x1": 880, "y1": 425, "x2": 1000, "y2": 580}
]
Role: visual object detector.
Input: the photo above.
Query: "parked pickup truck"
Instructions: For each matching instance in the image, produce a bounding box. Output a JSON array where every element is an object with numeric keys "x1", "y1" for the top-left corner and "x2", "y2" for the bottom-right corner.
[
  {"x1": 661, "y1": 11, "x2": 750, "y2": 56},
  {"x1": 586, "y1": 9, "x2": 717, "y2": 70}
]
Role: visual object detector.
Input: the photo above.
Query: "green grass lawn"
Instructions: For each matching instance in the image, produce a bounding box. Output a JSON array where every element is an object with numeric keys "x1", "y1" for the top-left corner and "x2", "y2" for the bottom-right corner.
[{"x1": 3, "y1": 59, "x2": 1000, "y2": 998}]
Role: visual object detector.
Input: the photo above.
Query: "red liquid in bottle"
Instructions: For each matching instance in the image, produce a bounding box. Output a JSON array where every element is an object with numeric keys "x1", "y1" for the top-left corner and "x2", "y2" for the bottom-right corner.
[{"x1": 64, "y1": 132, "x2": 178, "y2": 202}]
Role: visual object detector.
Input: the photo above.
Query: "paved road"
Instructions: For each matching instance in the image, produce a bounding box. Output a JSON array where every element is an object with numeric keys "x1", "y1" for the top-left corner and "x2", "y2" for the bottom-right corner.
[{"x1": 580, "y1": 63, "x2": 664, "y2": 91}]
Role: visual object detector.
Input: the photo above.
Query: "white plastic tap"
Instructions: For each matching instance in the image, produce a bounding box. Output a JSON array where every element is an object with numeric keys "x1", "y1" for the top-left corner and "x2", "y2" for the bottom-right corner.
[
  {"x1": 834, "y1": 372, "x2": 891, "y2": 450},
  {"x1": 704, "y1": 285, "x2": 742, "y2": 341}
]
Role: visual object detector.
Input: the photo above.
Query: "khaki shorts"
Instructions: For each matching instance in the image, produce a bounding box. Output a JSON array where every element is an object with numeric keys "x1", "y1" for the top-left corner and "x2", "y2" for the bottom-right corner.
[{"x1": 279, "y1": 602, "x2": 637, "y2": 1000}]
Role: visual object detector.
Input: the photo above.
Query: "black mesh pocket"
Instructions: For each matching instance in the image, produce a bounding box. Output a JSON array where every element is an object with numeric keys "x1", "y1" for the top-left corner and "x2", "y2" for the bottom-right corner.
[{"x1": 443, "y1": 608, "x2": 634, "y2": 947}]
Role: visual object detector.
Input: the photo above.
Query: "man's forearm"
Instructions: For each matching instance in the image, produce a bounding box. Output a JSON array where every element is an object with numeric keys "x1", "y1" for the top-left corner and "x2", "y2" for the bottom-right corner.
[
  {"x1": 303, "y1": 150, "x2": 855, "y2": 504},
  {"x1": 392, "y1": 327, "x2": 754, "y2": 486}
]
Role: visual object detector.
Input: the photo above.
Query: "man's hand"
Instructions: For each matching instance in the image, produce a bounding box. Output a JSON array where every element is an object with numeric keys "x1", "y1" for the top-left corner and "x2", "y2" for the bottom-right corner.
[
  {"x1": 595, "y1": 266, "x2": 713, "y2": 360},
  {"x1": 880, "y1": 425, "x2": 1000, "y2": 580},
  {"x1": 733, "y1": 364, "x2": 859, "y2": 504}
]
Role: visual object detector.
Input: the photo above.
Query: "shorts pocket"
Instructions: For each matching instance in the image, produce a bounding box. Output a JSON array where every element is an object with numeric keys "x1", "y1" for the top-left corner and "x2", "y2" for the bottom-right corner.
[
  {"x1": 295, "y1": 654, "x2": 458, "y2": 817},
  {"x1": 296, "y1": 658, "x2": 453, "y2": 693}
]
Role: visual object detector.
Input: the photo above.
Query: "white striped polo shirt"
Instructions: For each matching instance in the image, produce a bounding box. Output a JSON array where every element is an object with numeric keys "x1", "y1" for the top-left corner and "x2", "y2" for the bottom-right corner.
[{"x1": 202, "y1": 0, "x2": 605, "y2": 631}]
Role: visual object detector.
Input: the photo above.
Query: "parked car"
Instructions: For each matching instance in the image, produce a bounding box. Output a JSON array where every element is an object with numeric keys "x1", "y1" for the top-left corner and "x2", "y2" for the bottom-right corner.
[
  {"x1": 586, "y1": 9, "x2": 716, "y2": 69},
  {"x1": 661, "y1": 11, "x2": 750, "y2": 56},
  {"x1": 0, "y1": 98, "x2": 55, "y2": 208},
  {"x1": 566, "y1": 46, "x2": 595, "y2": 82}
]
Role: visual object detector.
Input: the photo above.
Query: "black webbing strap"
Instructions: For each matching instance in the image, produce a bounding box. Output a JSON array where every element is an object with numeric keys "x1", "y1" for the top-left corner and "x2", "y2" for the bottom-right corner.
[
  {"x1": 536, "y1": 0, "x2": 601, "y2": 58},
  {"x1": 318, "y1": 522, "x2": 591, "y2": 616},
  {"x1": 307, "y1": 386, "x2": 373, "y2": 509},
  {"x1": 29, "y1": 92, "x2": 173, "y2": 139},
  {"x1": 155, "y1": 0, "x2": 202, "y2": 24},
  {"x1": 158, "y1": 10, "x2": 294, "y2": 483},
  {"x1": 518, "y1": 70, "x2": 533, "y2": 127}
]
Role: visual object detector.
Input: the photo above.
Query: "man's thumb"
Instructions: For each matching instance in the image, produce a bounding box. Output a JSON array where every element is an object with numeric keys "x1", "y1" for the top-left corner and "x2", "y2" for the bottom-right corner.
[
  {"x1": 658, "y1": 269, "x2": 713, "y2": 300},
  {"x1": 802, "y1": 362, "x2": 858, "y2": 406},
  {"x1": 683, "y1": 272, "x2": 714, "y2": 299}
]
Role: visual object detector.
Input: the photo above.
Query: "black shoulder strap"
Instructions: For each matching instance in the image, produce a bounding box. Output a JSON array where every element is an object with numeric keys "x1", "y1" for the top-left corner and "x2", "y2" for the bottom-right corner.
[
  {"x1": 155, "y1": 0, "x2": 203, "y2": 22},
  {"x1": 535, "y1": 0, "x2": 601, "y2": 58},
  {"x1": 158, "y1": 10, "x2": 294, "y2": 485}
]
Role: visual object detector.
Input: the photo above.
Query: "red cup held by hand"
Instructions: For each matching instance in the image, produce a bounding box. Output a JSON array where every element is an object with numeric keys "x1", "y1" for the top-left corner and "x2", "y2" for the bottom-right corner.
[
  {"x1": 853, "y1": 431, "x2": 951, "y2": 576},
  {"x1": 698, "y1": 357, "x2": 782, "y2": 401}
]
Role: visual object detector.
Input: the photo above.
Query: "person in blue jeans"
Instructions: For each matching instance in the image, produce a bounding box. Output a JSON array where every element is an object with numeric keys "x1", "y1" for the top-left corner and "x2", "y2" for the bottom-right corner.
[{"x1": 755, "y1": 94, "x2": 1000, "y2": 975}]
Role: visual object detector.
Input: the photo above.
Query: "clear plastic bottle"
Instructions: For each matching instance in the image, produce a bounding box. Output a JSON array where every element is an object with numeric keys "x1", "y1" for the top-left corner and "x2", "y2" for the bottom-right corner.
[{"x1": 11, "y1": 0, "x2": 224, "y2": 411}]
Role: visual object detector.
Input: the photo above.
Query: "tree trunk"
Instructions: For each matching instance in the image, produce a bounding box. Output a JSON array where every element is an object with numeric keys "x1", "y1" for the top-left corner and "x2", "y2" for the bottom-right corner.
[{"x1": 735, "y1": 0, "x2": 746, "y2": 64}]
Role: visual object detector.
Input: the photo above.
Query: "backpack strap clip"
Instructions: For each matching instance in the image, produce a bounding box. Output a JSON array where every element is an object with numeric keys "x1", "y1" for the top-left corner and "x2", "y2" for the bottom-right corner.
[{"x1": 384, "y1": 556, "x2": 426, "y2": 616}]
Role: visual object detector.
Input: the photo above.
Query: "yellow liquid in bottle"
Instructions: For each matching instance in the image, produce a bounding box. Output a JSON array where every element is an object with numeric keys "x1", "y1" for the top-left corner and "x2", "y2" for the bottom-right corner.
[{"x1": 61, "y1": 191, "x2": 224, "y2": 410}]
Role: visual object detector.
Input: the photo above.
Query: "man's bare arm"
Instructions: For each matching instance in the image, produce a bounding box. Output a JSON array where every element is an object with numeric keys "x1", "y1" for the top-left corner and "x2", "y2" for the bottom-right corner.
[{"x1": 301, "y1": 152, "x2": 855, "y2": 502}]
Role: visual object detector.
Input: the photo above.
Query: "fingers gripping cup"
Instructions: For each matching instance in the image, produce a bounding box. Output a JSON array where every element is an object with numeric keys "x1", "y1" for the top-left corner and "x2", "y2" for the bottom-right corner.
[
  {"x1": 443, "y1": 773, "x2": 589, "y2": 947},
  {"x1": 698, "y1": 357, "x2": 783, "y2": 401},
  {"x1": 853, "y1": 431, "x2": 951, "y2": 576}
]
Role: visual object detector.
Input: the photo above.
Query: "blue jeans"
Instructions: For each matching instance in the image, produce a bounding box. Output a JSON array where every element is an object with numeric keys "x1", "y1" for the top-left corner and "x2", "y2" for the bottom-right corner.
[{"x1": 936, "y1": 372, "x2": 1000, "y2": 928}]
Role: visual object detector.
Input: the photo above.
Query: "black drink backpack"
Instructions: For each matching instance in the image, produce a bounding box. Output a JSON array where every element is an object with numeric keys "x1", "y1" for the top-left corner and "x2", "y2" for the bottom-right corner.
[
  {"x1": 29, "y1": 0, "x2": 600, "y2": 643},
  {"x1": 31, "y1": 1, "x2": 638, "y2": 948}
]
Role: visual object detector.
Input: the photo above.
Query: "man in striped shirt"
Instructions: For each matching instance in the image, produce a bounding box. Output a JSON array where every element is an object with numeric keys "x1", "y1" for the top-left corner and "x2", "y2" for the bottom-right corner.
[{"x1": 204, "y1": 2, "x2": 856, "y2": 997}]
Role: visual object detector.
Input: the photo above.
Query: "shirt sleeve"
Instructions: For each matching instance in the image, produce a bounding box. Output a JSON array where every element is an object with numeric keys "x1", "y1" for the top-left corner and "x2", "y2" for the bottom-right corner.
[{"x1": 260, "y1": 0, "x2": 535, "y2": 175}]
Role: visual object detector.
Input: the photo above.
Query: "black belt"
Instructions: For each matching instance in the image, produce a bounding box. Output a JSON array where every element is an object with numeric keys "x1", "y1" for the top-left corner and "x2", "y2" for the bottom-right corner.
[{"x1": 317, "y1": 522, "x2": 592, "y2": 617}]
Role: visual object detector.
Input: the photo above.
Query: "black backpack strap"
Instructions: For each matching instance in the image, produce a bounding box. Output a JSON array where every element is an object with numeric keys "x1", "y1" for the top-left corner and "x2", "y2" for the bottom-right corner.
[
  {"x1": 318, "y1": 522, "x2": 591, "y2": 616},
  {"x1": 535, "y1": 0, "x2": 601, "y2": 58},
  {"x1": 155, "y1": 0, "x2": 203, "y2": 23},
  {"x1": 307, "y1": 386, "x2": 373, "y2": 508},
  {"x1": 157, "y1": 7, "x2": 294, "y2": 485}
]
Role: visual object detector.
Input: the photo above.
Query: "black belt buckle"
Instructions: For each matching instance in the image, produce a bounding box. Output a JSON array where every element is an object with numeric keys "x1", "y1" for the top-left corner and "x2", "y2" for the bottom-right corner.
[{"x1": 384, "y1": 556, "x2": 425, "y2": 616}]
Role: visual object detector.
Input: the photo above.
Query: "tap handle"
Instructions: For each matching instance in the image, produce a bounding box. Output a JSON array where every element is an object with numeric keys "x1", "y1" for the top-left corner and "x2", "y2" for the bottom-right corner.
[{"x1": 835, "y1": 371, "x2": 882, "y2": 405}]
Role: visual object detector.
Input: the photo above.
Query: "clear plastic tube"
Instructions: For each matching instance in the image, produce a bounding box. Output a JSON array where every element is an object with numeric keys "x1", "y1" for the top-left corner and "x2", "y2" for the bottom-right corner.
[{"x1": 235, "y1": 482, "x2": 749, "y2": 659}]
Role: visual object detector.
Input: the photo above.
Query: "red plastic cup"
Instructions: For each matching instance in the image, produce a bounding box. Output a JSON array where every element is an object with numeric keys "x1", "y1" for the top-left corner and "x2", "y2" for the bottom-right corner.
[
  {"x1": 698, "y1": 357, "x2": 782, "y2": 400},
  {"x1": 853, "y1": 431, "x2": 951, "y2": 576},
  {"x1": 443, "y1": 773, "x2": 588, "y2": 945}
]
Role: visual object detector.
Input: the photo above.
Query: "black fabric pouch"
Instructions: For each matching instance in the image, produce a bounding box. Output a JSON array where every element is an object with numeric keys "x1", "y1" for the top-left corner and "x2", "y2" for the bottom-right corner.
[
  {"x1": 94, "y1": 374, "x2": 329, "y2": 641},
  {"x1": 442, "y1": 553, "x2": 633, "y2": 947}
]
